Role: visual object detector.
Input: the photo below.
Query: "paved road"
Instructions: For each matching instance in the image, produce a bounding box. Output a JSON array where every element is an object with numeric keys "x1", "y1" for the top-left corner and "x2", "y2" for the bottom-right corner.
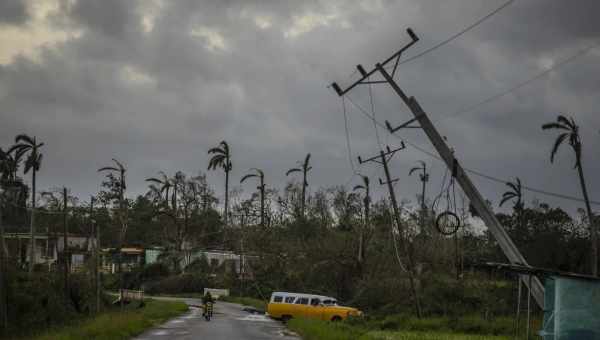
[{"x1": 134, "y1": 297, "x2": 300, "y2": 340}]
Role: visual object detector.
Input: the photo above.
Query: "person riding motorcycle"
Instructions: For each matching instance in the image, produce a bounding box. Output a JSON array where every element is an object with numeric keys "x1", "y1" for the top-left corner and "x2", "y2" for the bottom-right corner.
[{"x1": 202, "y1": 292, "x2": 215, "y2": 319}]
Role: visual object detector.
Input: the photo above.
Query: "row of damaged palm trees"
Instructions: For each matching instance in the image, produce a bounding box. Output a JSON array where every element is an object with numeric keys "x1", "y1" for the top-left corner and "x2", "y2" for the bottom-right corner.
[
  {"x1": 500, "y1": 114, "x2": 598, "y2": 276},
  {"x1": 206, "y1": 141, "x2": 315, "y2": 227}
]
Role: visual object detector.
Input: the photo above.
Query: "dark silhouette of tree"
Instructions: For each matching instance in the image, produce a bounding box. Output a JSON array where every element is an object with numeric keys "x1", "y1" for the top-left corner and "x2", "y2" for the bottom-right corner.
[
  {"x1": 500, "y1": 177, "x2": 523, "y2": 211},
  {"x1": 241, "y1": 168, "x2": 266, "y2": 227},
  {"x1": 98, "y1": 158, "x2": 127, "y2": 306},
  {"x1": 542, "y1": 114, "x2": 597, "y2": 276},
  {"x1": 500, "y1": 177, "x2": 525, "y2": 239},
  {"x1": 208, "y1": 141, "x2": 232, "y2": 226},
  {"x1": 9, "y1": 134, "x2": 43, "y2": 273},
  {"x1": 353, "y1": 175, "x2": 370, "y2": 263},
  {"x1": 146, "y1": 171, "x2": 173, "y2": 209},
  {"x1": 286, "y1": 153, "x2": 311, "y2": 219}
]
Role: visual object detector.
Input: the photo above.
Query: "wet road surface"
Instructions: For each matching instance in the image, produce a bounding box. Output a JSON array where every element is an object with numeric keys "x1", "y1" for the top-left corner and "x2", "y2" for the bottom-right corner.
[{"x1": 134, "y1": 296, "x2": 300, "y2": 340}]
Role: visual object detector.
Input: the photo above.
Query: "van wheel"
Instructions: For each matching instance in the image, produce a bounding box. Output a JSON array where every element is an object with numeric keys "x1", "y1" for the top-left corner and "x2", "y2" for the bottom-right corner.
[
  {"x1": 331, "y1": 316, "x2": 342, "y2": 322},
  {"x1": 281, "y1": 315, "x2": 292, "y2": 323}
]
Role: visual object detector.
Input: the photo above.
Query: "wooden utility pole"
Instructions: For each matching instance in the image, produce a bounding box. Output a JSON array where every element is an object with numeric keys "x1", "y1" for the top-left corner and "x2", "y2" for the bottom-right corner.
[
  {"x1": 358, "y1": 145, "x2": 422, "y2": 318},
  {"x1": 409, "y1": 161, "x2": 429, "y2": 234},
  {"x1": 330, "y1": 28, "x2": 544, "y2": 308},
  {"x1": 259, "y1": 178, "x2": 265, "y2": 228},
  {"x1": 0, "y1": 198, "x2": 7, "y2": 331},
  {"x1": 118, "y1": 167, "x2": 125, "y2": 310},
  {"x1": 28, "y1": 139, "x2": 37, "y2": 274},
  {"x1": 90, "y1": 196, "x2": 100, "y2": 313},
  {"x1": 63, "y1": 187, "x2": 69, "y2": 299}
]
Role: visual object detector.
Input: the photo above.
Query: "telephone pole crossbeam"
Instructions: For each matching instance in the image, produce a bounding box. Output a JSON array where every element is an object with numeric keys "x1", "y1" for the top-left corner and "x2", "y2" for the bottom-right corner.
[{"x1": 331, "y1": 29, "x2": 419, "y2": 96}]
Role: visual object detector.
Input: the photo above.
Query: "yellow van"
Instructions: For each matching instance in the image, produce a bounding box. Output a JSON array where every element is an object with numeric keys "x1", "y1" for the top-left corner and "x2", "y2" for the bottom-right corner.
[{"x1": 266, "y1": 292, "x2": 362, "y2": 322}]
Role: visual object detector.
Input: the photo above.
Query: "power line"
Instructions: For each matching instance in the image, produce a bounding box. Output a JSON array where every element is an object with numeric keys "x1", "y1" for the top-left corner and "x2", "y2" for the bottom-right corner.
[
  {"x1": 340, "y1": 96, "x2": 358, "y2": 174},
  {"x1": 438, "y1": 40, "x2": 600, "y2": 123},
  {"x1": 368, "y1": 78, "x2": 384, "y2": 150},
  {"x1": 388, "y1": 0, "x2": 515, "y2": 68},
  {"x1": 343, "y1": 93, "x2": 600, "y2": 206}
]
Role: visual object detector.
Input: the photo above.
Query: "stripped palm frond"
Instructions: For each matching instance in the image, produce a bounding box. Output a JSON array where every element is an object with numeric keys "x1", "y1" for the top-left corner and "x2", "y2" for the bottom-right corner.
[
  {"x1": 240, "y1": 174, "x2": 258, "y2": 183},
  {"x1": 98, "y1": 166, "x2": 119, "y2": 172},
  {"x1": 286, "y1": 168, "x2": 301, "y2": 176}
]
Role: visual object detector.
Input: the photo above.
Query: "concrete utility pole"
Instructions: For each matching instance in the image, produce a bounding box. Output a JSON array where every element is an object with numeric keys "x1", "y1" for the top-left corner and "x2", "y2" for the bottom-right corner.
[
  {"x1": 330, "y1": 28, "x2": 544, "y2": 308},
  {"x1": 63, "y1": 187, "x2": 69, "y2": 299},
  {"x1": 358, "y1": 144, "x2": 422, "y2": 318}
]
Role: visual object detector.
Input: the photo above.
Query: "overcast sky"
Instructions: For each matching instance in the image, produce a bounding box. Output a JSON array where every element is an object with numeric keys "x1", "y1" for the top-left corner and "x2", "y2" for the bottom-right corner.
[{"x1": 1, "y1": 0, "x2": 599, "y2": 216}]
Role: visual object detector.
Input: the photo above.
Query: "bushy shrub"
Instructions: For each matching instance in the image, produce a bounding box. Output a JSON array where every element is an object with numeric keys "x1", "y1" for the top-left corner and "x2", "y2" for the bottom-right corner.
[
  {"x1": 3, "y1": 267, "x2": 105, "y2": 336},
  {"x1": 141, "y1": 262, "x2": 170, "y2": 279}
]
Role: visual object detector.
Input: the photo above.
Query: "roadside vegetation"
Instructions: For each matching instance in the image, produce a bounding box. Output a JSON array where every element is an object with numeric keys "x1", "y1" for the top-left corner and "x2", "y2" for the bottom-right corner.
[
  {"x1": 287, "y1": 316, "x2": 541, "y2": 340},
  {"x1": 22, "y1": 299, "x2": 187, "y2": 340}
]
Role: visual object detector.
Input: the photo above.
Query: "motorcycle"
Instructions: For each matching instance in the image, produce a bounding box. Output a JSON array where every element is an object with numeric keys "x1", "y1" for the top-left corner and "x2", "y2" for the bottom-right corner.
[{"x1": 203, "y1": 302, "x2": 214, "y2": 321}]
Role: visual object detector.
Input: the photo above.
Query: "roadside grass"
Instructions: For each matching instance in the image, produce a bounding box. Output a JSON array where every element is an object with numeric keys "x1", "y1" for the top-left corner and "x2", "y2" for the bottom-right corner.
[
  {"x1": 218, "y1": 295, "x2": 267, "y2": 312},
  {"x1": 21, "y1": 299, "x2": 188, "y2": 340},
  {"x1": 288, "y1": 315, "x2": 541, "y2": 340}
]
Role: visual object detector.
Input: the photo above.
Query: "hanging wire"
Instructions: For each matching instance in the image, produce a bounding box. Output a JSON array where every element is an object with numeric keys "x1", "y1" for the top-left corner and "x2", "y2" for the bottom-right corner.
[
  {"x1": 367, "y1": 77, "x2": 384, "y2": 151},
  {"x1": 388, "y1": 203, "x2": 408, "y2": 273},
  {"x1": 341, "y1": 95, "x2": 360, "y2": 175}
]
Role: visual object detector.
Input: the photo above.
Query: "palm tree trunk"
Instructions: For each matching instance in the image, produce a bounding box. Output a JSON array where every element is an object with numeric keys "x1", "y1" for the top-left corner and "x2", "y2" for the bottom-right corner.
[
  {"x1": 358, "y1": 198, "x2": 368, "y2": 263},
  {"x1": 577, "y1": 162, "x2": 597, "y2": 276},
  {"x1": 260, "y1": 181, "x2": 265, "y2": 227},
  {"x1": 301, "y1": 171, "x2": 306, "y2": 219},
  {"x1": 224, "y1": 169, "x2": 229, "y2": 226},
  {"x1": 29, "y1": 167, "x2": 36, "y2": 273}
]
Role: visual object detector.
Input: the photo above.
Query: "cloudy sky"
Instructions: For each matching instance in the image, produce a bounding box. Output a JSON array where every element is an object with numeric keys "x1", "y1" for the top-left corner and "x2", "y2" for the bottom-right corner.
[{"x1": 1, "y1": 0, "x2": 599, "y2": 216}]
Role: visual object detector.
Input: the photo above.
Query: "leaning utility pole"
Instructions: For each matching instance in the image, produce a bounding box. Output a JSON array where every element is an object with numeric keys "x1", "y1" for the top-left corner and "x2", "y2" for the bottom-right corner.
[
  {"x1": 358, "y1": 144, "x2": 422, "y2": 318},
  {"x1": 330, "y1": 28, "x2": 544, "y2": 308},
  {"x1": 63, "y1": 187, "x2": 69, "y2": 299}
]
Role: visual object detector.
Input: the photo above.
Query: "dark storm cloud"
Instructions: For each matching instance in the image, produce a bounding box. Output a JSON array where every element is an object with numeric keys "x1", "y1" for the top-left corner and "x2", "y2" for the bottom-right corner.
[
  {"x1": 0, "y1": 0, "x2": 27, "y2": 25},
  {"x1": 0, "y1": 0, "x2": 599, "y2": 217},
  {"x1": 71, "y1": 0, "x2": 139, "y2": 38}
]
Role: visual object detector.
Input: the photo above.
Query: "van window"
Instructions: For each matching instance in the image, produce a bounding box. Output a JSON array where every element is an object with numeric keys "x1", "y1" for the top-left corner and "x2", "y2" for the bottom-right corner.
[
  {"x1": 295, "y1": 297, "x2": 309, "y2": 305},
  {"x1": 273, "y1": 296, "x2": 283, "y2": 303},
  {"x1": 284, "y1": 296, "x2": 295, "y2": 303},
  {"x1": 310, "y1": 298, "x2": 320, "y2": 306}
]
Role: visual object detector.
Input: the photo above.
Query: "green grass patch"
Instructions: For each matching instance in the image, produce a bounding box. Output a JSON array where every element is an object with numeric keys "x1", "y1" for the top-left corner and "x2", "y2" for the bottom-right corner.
[
  {"x1": 288, "y1": 315, "x2": 540, "y2": 340},
  {"x1": 21, "y1": 299, "x2": 188, "y2": 340},
  {"x1": 218, "y1": 295, "x2": 267, "y2": 312},
  {"x1": 288, "y1": 318, "x2": 370, "y2": 340},
  {"x1": 367, "y1": 330, "x2": 510, "y2": 339}
]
